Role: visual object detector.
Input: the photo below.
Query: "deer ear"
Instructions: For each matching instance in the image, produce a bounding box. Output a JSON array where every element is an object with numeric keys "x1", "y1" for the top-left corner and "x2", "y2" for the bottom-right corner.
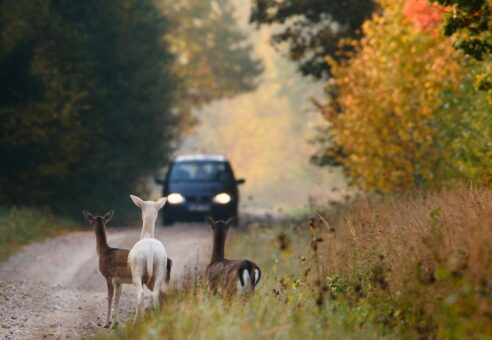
[
  {"x1": 83, "y1": 210, "x2": 95, "y2": 224},
  {"x1": 225, "y1": 216, "x2": 236, "y2": 228},
  {"x1": 130, "y1": 195, "x2": 144, "y2": 208},
  {"x1": 103, "y1": 210, "x2": 114, "y2": 224},
  {"x1": 156, "y1": 197, "x2": 167, "y2": 209},
  {"x1": 204, "y1": 216, "x2": 215, "y2": 229}
]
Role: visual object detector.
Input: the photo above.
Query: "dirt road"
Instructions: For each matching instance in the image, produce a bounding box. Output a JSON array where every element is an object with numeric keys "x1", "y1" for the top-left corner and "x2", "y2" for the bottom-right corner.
[{"x1": 0, "y1": 224, "x2": 211, "y2": 339}]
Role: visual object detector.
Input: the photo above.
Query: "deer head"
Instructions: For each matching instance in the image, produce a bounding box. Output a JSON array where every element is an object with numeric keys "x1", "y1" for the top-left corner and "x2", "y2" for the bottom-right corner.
[
  {"x1": 130, "y1": 195, "x2": 167, "y2": 238},
  {"x1": 205, "y1": 216, "x2": 236, "y2": 262},
  {"x1": 82, "y1": 210, "x2": 114, "y2": 251},
  {"x1": 205, "y1": 216, "x2": 235, "y2": 232},
  {"x1": 130, "y1": 195, "x2": 167, "y2": 219},
  {"x1": 83, "y1": 210, "x2": 114, "y2": 226}
]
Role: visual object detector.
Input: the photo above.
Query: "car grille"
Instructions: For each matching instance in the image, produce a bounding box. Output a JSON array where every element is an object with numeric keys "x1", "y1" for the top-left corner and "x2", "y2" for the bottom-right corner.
[{"x1": 185, "y1": 195, "x2": 211, "y2": 203}]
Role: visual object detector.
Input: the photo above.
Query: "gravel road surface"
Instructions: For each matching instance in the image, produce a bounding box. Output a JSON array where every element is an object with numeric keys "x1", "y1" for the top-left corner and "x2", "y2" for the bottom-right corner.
[{"x1": 0, "y1": 224, "x2": 211, "y2": 339}]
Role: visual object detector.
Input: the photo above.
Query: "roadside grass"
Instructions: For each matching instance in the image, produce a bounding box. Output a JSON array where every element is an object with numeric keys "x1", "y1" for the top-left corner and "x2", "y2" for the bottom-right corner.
[
  {"x1": 0, "y1": 207, "x2": 79, "y2": 263},
  {"x1": 105, "y1": 187, "x2": 492, "y2": 339},
  {"x1": 106, "y1": 224, "x2": 397, "y2": 340}
]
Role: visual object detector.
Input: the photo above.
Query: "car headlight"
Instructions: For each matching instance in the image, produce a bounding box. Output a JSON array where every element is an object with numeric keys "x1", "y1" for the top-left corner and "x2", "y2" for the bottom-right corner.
[
  {"x1": 213, "y1": 193, "x2": 231, "y2": 204},
  {"x1": 167, "y1": 193, "x2": 185, "y2": 205}
]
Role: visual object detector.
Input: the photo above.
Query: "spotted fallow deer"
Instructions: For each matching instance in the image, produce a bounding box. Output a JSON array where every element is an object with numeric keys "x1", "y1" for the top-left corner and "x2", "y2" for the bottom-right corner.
[
  {"x1": 82, "y1": 210, "x2": 172, "y2": 328},
  {"x1": 205, "y1": 216, "x2": 261, "y2": 295}
]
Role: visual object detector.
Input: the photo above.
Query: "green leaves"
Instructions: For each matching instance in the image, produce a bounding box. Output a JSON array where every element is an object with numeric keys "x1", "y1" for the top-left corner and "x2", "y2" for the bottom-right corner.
[
  {"x1": 432, "y1": 0, "x2": 492, "y2": 96},
  {"x1": 0, "y1": 0, "x2": 179, "y2": 219},
  {"x1": 0, "y1": 0, "x2": 265, "y2": 219}
]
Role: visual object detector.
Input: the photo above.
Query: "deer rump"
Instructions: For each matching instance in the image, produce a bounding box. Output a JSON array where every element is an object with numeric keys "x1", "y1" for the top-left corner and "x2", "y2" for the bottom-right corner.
[
  {"x1": 206, "y1": 259, "x2": 261, "y2": 295},
  {"x1": 125, "y1": 252, "x2": 172, "y2": 285},
  {"x1": 127, "y1": 239, "x2": 168, "y2": 286}
]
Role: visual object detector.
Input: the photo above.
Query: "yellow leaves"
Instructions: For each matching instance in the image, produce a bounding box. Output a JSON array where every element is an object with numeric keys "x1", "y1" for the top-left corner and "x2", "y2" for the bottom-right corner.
[{"x1": 320, "y1": 1, "x2": 466, "y2": 192}]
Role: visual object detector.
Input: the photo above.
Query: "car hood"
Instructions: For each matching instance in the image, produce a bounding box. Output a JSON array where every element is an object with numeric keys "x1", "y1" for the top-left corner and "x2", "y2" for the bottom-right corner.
[{"x1": 167, "y1": 181, "x2": 229, "y2": 196}]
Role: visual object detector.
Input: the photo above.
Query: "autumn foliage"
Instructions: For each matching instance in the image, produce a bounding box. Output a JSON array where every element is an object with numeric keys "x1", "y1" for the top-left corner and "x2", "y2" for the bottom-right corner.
[
  {"x1": 403, "y1": 0, "x2": 447, "y2": 32},
  {"x1": 316, "y1": 1, "x2": 492, "y2": 192}
]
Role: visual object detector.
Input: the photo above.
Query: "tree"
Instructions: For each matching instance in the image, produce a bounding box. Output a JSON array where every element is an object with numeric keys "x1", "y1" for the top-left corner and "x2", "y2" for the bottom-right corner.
[
  {"x1": 432, "y1": 0, "x2": 492, "y2": 60},
  {"x1": 250, "y1": 0, "x2": 376, "y2": 79},
  {"x1": 160, "y1": 0, "x2": 263, "y2": 130},
  {"x1": 405, "y1": 0, "x2": 447, "y2": 31},
  {"x1": 0, "y1": 0, "x2": 91, "y2": 206},
  {"x1": 431, "y1": 0, "x2": 492, "y2": 96},
  {"x1": 0, "y1": 0, "x2": 180, "y2": 219},
  {"x1": 315, "y1": 1, "x2": 491, "y2": 192}
]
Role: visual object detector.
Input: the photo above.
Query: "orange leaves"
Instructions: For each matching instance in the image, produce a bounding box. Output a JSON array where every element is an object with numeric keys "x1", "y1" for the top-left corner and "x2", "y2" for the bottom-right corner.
[{"x1": 403, "y1": 0, "x2": 447, "y2": 33}]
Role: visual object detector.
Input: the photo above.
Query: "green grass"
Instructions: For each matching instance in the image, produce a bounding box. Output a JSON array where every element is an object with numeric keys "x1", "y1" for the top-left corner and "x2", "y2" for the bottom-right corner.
[{"x1": 0, "y1": 206, "x2": 79, "y2": 263}]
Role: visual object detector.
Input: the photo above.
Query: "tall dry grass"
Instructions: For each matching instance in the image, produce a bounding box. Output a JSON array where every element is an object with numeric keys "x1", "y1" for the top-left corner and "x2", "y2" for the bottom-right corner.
[
  {"x1": 319, "y1": 187, "x2": 492, "y2": 286},
  {"x1": 316, "y1": 187, "x2": 492, "y2": 337}
]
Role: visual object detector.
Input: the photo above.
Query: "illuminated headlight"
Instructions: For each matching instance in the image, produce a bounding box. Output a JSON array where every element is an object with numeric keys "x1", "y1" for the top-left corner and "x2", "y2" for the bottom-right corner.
[
  {"x1": 167, "y1": 193, "x2": 185, "y2": 205},
  {"x1": 213, "y1": 193, "x2": 231, "y2": 204}
]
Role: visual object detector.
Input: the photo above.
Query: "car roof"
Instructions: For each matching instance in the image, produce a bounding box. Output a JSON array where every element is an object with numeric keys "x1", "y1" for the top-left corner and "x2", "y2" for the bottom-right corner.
[{"x1": 174, "y1": 154, "x2": 227, "y2": 162}]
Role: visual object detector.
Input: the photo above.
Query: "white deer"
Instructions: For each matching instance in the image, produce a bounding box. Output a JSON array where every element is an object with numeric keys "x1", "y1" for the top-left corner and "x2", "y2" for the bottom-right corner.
[{"x1": 128, "y1": 195, "x2": 168, "y2": 323}]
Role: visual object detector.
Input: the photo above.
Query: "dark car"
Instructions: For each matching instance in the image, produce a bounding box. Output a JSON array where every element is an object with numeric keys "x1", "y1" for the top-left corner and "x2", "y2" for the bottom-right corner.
[{"x1": 155, "y1": 155, "x2": 245, "y2": 225}]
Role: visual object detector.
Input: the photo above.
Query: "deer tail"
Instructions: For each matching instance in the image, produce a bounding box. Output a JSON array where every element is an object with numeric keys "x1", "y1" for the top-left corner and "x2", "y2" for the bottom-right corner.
[{"x1": 146, "y1": 250, "x2": 154, "y2": 280}]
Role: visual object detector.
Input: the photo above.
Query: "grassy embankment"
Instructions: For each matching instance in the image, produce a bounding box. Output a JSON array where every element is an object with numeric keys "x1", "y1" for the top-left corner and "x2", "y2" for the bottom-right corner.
[
  {"x1": 0, "y1": 207, "x2": 78, "y2": 263},
  {"x1": 107, "y1": 188, "x2": 492, "y2": 339}
]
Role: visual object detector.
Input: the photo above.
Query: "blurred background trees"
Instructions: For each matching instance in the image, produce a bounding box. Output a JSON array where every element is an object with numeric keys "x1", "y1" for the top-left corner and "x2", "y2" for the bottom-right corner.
[
  {"x1": 432, "y1": 0, "x2": 492, "y2": 97},
  {"x1": 160, "y1": 0, "x2": 263, "y2": 131},
  {"x1": 250, "y1": 0, "x2": 376, "y2": 78},
  {"x1": 1, "y1": 0, "x2": 491, "y2": 217},
  {"x1": 313, "y1": 0, "x2": 492, "y2": 191},
  {"x1": 0, "y1": 0, "x2": 261, "y2": 219},
  {"x1": 0, "y1": 0, "x2": 178, "y2": 218}
]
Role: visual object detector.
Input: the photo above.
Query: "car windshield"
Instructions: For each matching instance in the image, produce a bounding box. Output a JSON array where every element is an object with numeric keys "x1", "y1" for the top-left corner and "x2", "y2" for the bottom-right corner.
[{"x1": 169, "y1": 161, "x2": 232, "y2": 182}]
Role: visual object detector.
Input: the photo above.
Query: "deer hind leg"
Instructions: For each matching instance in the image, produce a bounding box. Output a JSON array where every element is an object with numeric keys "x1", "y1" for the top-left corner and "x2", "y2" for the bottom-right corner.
[
  {"x1": 152, "y1": 266, "x2": 165, "y2": 310},
  {"x1": 104, "y1": 278, "x2": 114, "y2": 328},
  {"x1": 158, "y1": 278, "x2": 168, "y2": 308},
  {"x1": 253, "y1": 268, "x2": 261, "y2": 290},
  {"x1": 133, "y1": 276, "x2": 145, "y2": 325},
  {"x1": 112, "y1": 280, "x2": 122, "y2": 328}
]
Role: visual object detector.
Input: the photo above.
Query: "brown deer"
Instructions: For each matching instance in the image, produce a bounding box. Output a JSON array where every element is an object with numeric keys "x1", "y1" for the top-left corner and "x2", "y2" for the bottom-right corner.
[
  {"x1": 204, "y1": 216, "x2": 261, "y2": 295},
  {"x1": 82, "y1": 210, "x2": 172, "y2": 328}
]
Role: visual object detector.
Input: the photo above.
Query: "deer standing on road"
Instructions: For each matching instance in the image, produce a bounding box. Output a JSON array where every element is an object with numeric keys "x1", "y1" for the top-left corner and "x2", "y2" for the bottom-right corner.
[
  {"x1": 83, "y1": 210, "x2": 172, "y2": 328},
  {"x1": 128, "y1": 195, "x2": 169, "y2": 324},
  {"x1": 205, "y1": 216, "x2": 261, "y2": 295}
]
